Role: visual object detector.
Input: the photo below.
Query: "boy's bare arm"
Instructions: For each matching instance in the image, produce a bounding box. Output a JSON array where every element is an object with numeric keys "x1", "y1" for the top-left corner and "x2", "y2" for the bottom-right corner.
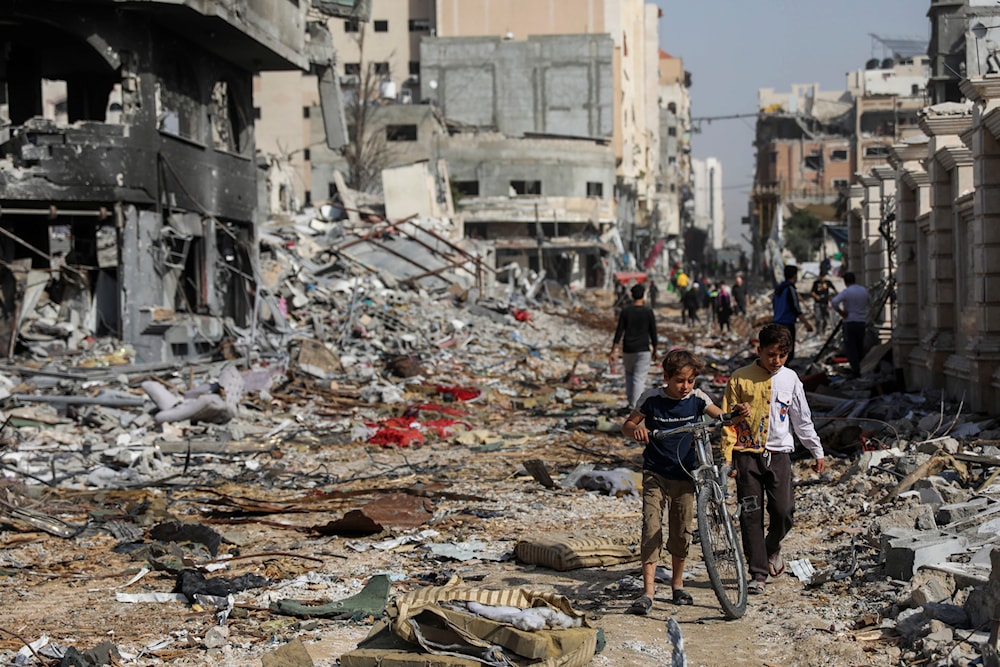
[{"x1": 622, "y1": 412, "x2": 649, "y2": 442}]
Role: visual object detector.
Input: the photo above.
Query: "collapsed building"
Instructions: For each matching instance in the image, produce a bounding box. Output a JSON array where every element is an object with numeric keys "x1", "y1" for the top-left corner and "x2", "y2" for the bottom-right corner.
[{"x1": 0, "y1": 0, "x2": 364, "y2": 364}]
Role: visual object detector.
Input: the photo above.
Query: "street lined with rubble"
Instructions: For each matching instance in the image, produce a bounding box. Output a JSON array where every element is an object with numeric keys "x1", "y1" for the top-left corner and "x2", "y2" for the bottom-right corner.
[{"x1": 2, "y1": 260, "x2": 999, "y2": 667}]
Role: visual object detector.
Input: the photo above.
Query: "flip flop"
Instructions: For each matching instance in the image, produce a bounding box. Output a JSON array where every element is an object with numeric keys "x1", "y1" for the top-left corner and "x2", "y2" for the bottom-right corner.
[
  {"x1": 627, "y1": 595, "x2": 653, "y2": 615},
  {"x1": 748, "y1": 576, "x2": 767, "y2": 594},
  {"x1": 672, "y1": 589, "x2": 693, "y2": 606},
  {"x1": 768, "y1": 552, "x2": 786, "y2": 577}
]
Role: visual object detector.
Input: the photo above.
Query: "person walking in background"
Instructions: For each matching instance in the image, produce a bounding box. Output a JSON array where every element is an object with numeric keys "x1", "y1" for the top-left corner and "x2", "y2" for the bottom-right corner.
[
  {"x1": 721, "y1": 324, "x2": 826, "y2": 595},
  {"x1": 809, "y1": 271, "x2": 837, "y2": 336},
  {"x1": 648, "y1": 279, "x2": 660, "y2": 310},
  {"x1": 609, "y1": 283, "x2": 658, "y2": 411},
  {"x1": 731, "y1": 275, "x2": 747, "y2": 316},
  {"x1": 716, "y1": 280, "x2": 734, "y2": 333},
  {"x1": 681, "y1": 283, "x2": 701, "y2": 327},
  {"x1": 830, "y1": 272, "x2": 869, "y2": 377},
  {"x1": 772, "y1": 265, "x2": 812, "y2": 361}
]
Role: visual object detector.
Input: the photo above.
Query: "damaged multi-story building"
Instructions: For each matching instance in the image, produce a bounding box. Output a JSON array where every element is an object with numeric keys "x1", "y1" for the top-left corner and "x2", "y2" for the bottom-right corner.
[
  {"x1": 750, "y1": 38, "x2": 928, "y2": 270},
  {"x1": 256, "y1": 0, "x2": 673, "y2": 289},
  {"x1": 0, "y1": 0, "x2": 364, "y2": 363},
  {"x1": 850, "y1": 0, "x2": 1000, "y2": 412}
]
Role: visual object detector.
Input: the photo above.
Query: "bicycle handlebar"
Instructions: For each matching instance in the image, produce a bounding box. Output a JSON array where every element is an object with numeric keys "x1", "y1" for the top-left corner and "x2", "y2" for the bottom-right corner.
[{"x1": 649, "y1": 411, "x2": 735, "y2": 440}]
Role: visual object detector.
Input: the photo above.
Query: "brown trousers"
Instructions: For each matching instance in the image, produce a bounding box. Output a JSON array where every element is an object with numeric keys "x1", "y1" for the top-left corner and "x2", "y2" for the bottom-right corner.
[{"x1": 733, "y1": 450, "x2": 794, "y2": 579}]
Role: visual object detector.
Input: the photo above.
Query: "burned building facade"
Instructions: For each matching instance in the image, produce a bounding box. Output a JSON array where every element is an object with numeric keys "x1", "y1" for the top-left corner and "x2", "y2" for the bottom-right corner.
[{"x1": 0, "y1": 1, "x2": 347, "y2": 363}]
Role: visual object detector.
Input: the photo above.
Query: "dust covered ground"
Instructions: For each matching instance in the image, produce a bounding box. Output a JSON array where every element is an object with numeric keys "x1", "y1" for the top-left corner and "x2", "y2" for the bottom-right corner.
[{"x1": 0, "y1": 293, "x2": 969, "y2": 666}]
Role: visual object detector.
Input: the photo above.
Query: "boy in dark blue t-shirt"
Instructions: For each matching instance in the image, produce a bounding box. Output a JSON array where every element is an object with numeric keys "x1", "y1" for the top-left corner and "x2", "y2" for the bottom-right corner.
[{"x1": 621, "y1": 349, "x2": 745, "y2": 615}]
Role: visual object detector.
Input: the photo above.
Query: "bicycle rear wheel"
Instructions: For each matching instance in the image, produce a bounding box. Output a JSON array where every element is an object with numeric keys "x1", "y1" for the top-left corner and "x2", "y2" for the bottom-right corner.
[{"x1": 697, "y1": 481, "x2": 748, "y2": 619}]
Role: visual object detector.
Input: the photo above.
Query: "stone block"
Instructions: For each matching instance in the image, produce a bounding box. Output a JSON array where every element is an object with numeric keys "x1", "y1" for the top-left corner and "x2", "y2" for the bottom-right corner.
[
  {"x1": 883, "y1": 531, "x2": 968, "y2": 581},
  {"x1": 900, "y1": 570, "x2": 955, "y2": 608},
  {"x1": 936, "y1": 497, "x2": 991, "y2": 525}
]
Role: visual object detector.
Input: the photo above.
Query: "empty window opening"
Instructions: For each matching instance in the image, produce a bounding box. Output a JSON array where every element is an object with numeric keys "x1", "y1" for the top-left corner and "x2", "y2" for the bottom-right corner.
[
  {"x1": 454, "y1": 180, "x2": 480, "y2": 196},
  {"x1": 211, "y1": 79, "x2": 247, "y2": 154},
  {"x1": 374, "y1": 20, "x2": 389, "y2": 32},
  {"x1": 586, "y1": 181, "x2": 604, "y2": 197},
  {"x1": 386, "y1": 124, "x2": 417, "y2": 141},
  {"x1": 510, "y1": 180, "x2": 542, "y2": 195}
]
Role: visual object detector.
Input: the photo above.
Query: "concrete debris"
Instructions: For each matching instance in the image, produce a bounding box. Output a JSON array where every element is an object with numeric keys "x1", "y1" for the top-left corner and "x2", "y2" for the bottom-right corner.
[{"x1": 5, "y1": 269, "x2": 1000, "y2": 666}]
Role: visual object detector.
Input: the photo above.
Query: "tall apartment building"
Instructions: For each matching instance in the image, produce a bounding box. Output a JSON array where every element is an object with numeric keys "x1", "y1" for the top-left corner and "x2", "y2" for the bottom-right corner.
[{"x1": 656, "y1": 49, "x2": 693, "y2": 268}]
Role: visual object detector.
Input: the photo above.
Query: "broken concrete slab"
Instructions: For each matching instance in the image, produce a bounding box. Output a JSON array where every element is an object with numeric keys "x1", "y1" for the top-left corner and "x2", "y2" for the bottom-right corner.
[{"x1": 882, "y1": 527, "x2": 968, "y2": 580}]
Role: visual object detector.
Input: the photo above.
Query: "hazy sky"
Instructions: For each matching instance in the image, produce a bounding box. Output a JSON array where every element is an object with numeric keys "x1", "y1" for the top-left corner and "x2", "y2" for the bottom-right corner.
[{"x1": 656, "y1": 0, "x2": 933, "y2": 248}]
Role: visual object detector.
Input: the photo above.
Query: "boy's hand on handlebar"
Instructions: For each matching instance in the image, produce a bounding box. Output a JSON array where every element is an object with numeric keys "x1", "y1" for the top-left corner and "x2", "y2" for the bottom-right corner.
[{"x1": 631, "y1": 426, "x2": 649, "y2": 443}]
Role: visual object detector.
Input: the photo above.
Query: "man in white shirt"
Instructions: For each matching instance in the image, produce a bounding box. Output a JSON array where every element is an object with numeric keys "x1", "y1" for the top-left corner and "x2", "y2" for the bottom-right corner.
[{"x1": 830, "y1": 272, "x2": 868, "y2": 377}]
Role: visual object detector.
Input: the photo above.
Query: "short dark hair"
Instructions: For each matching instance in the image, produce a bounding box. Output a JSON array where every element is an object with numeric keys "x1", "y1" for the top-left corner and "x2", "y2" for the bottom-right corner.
[
  {"x1": 843, "y1": 271, "x2": 856, "y2": 285},
  {"x1": 662, "y1": 349, "x2": 705, "y2": 377},
  {"x1": 631, "y1": 284, "x2": 645, "y2": 300},
  {"x1": 759, "y1": 323, "x2": 792, "y2": 354},
  {"x1": 783, "y1": 265, "x2": 798, "y2": 281}
]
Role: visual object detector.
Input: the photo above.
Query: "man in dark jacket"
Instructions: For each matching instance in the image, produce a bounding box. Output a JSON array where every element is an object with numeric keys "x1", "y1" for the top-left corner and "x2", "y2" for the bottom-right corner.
[
  {"x1": 609, "y1": 284, "x2": 658, "y2": 410},
  {"x1": 772, "y1": 265, "x2": 812, "y2": 360}
]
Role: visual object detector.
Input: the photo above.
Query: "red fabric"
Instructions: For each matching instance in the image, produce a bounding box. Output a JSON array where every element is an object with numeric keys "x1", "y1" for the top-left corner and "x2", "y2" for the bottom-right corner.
[
  {"x1": 435, "y1": 386, "x2": 481, "y2": 402},
  {"x1": 513, "y1": 309, "x2": 531, "y2": 322}
]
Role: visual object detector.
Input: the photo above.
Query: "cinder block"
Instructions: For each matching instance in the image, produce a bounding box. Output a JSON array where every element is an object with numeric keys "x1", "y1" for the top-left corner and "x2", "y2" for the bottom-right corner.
[{"x1": 884, "y1": 532, "x2": 967, "y2": 581}]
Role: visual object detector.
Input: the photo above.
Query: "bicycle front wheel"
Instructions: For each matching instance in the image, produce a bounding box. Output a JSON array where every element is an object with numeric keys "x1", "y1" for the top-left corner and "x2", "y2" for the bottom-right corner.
[{"x1": 697, "y1": 481, "x2": 748, "y2": 619}]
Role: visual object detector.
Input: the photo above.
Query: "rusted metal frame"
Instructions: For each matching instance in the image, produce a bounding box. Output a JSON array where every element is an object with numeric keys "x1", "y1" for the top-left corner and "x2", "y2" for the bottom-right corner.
[
  {"x1": 331, "y1": 213, "x2": 418, "y2": 251},
  {"x1": 400, "y1": 255, "x2": 471, "y2": 285},
  {"x1": 364, "y1": 237, "x2": 439, "y2": 278}
]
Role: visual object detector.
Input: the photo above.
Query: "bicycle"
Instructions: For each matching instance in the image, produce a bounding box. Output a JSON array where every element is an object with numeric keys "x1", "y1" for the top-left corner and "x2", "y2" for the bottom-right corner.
[{"x1": 651, "y1": 412, "x2": 748, "y2": 619}]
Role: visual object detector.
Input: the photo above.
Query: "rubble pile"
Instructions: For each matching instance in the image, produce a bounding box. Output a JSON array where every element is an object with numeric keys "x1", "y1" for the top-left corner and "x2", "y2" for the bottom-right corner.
[{"x1": 2, "y1": 228, "x2": 1000, "y2": 665}]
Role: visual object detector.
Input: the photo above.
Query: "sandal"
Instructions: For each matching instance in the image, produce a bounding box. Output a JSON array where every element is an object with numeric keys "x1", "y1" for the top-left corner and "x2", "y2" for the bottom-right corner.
[
  {"x1": 672, "y1": 589, "x2": 693, "y2": 606},
  {"x1": 627, "y1": 595, "x2": 653, "y2": 615},
  {"x1": 768, "y1": 551, "x2": 786, "y2": 577},
  {"x1": 748, "y1": 576, "x2": 767, "y2": 594}
]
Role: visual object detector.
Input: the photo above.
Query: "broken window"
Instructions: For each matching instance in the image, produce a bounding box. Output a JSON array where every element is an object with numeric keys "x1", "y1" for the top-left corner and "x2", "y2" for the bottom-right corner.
[
  {"x1": 386, "y1": 124, "x2": 417, "y2": 141},
  {"x1": 1, "y1": 23, "x2": 121, "y2": 127},
  {"x1": 832, "y1": 178, "x2": 849, "y2": 189},
  {"x1": 344, "y1": 63, "x2": 361, "y2": 76},
  {"x1": 803, "y1": 152, "x2": 823, "y2": 171},
  {"x1": 865, "y1": 145, "x2": 890, "y2": 158},
  {"x1": 211, "y1": 79, "x2": 248, "y2": 154},
  {"x1": 373, "y1": 62, "x2": 390, "y2": 75},
  {"x1": 345, "y1": 20, "x2": 360, "y2": 32},
  {"x1": 374, "y1": 20, "x2": 389, "y2": 32},
  {"x1": 409, "y1": 19, "x2": 431, "y2": 32},
  {"x1": 586, "y1": 182, "x2": 603, "y2": 197},
  {"x1": 454, "y1": 181, "x2": 480, "y2": 196},
  {"x1": 510, "y1": 180, "x2": 542, "y2": 195},
  {"x1": 667, "y1": 127, "x2": 677, "y2": 137},
  {"x1": 158, "y1": 61, "x2": 203, "y2": 142},
  {"x1": 830, "y1": 149, "x2": 848, "y2": 162}
]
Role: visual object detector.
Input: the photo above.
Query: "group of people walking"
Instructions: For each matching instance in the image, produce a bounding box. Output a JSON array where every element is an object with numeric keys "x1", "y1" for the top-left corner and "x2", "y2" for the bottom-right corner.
[{"x1": 608, "y1": 260, "x2": 869, "y2": 616}]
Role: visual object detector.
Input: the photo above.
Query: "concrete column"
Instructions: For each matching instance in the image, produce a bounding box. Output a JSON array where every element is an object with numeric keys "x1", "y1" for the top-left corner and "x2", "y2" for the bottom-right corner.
[
  {"x1": 119, "y1": 204, "x2": 167, "y2": 363},
  {"x1": 847, "y1": 184, "x2": 865, "y2": 277},
  {"x1": 891, "y1": 138, "x2": 930, "y2": 388},
  {"x1": 962, "y1": 78, "x2": 1000, "y2": 411},
  {"x1": 912, "y1": 108, "x2": 973, "y2": 389}
]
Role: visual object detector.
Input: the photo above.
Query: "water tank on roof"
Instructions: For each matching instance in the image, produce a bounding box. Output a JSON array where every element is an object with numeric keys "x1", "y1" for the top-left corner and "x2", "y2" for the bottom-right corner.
[
  {"x1": 881, "y1": 58, "x2": 894, "y2": 69},
  {"x1": 866, "y1": 58, "x2": 879, "y2": 70},
  {"x1": 380, "y1": 79, "x2": 397, "y2": 100}
]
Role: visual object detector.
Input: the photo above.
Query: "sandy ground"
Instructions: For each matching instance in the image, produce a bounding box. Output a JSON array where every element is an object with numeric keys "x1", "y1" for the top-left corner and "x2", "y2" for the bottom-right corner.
[{"x1": 0, "y1": 296, "x2": 905, "y2": 666}]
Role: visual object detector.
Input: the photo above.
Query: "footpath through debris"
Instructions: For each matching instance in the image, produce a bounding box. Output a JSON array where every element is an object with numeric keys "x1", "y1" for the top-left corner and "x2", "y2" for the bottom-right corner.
[{"x1": 2, "y1": 235, "x2": 1000, "y2": 666}]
